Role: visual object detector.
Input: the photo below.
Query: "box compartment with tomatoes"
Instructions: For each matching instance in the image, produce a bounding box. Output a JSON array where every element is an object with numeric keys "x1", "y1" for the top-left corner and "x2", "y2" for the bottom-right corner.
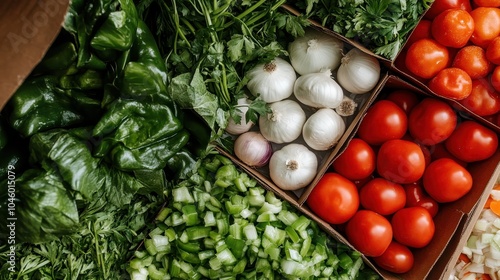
[
  {"x1": 282, "y1": 1, "x2": 500, "y2": 134},
  {"x1": 220, "y1": 72, "x2": 500, "y2": 279},
  {"x1": 388, "y1": 0, "x2": 500, "y2": 135}
]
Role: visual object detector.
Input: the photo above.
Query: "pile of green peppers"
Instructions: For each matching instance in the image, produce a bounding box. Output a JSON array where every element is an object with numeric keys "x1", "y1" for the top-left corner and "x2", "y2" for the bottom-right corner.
[{"x1": 0, "y1": 0, "x2": 208, "y2": 244}]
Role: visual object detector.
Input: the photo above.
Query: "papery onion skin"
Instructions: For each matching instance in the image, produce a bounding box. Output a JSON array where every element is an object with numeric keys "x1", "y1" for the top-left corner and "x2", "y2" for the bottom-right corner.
[
  {"x1": 259, "y1": 99, "x2": 306, "y2": 144},
  {"x1": 288, "y1": 28, "x2": 344, "y2": 75},
  {"x1": 293, "y1": 69, "x2": 344, "y2": 109},
  {"x1": 269, "y1": 143, "x2": 318, "y2": 190},
  {"x1": 234, "y1": 131, "x2": 272, "y2": 168},
  {"x1": 246, "y1": 57, "x2": 296, "y2": 103},
  {"x1": 303, "y1": 108, "x2": 346, "y2": 151},
  {"x1": 337, "y1": 49, "x2": 381, "y2": 94}
]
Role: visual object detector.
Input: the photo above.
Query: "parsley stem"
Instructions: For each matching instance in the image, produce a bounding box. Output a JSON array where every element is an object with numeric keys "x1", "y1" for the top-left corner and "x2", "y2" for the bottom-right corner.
[
  {"x1": 180, "y1": 17, "x2": 196, "y2": 34},
  {"x1": 200, "y1": 0, "x2": 218, "y2": 43},
  {"x1": 236, "y1": 0, "x2": 267, "y2": 21},
  {"x1": 221, "y1": 0, "x2": 267, "y2": 29},
  {"x1": 219, "y1": 62, "x2": 231, "y2": 105},
  {"x1": 270, "y1": 0, "x2": 287, "y2": 11}
]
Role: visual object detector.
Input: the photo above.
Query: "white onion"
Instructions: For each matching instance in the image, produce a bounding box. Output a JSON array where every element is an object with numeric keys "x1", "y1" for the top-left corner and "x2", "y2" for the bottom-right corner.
[
  {"x1": 335, "y1": 96, "x2": 358, "y2": 116},
  {"x1": 269, "y1": 143, "x2": 318, "y2": 190},
  {"x1": 225, "y1": 97, "x2": 254, "y2": 135},
  {"x1": 234, "y1": 131, "x2": 272, "y2": 168},
  {"x1": 302, "y1": 108, "x2": 346, "y2": 151},
  {"x1": 246, "y1": 57, "x2": 296, "y2": 103},
  {"x1": 288, "y1": 28, "x2": 344, "y2": 75},
  {"x1": 336, "y1": 48, "x2": 381, "y2": 94},
  {"x1": 259, "y1": 99, "x2": 306, "y2": 144},
  {"x1": 293, "y1": 68, "x2": 344, "y2": 109}
]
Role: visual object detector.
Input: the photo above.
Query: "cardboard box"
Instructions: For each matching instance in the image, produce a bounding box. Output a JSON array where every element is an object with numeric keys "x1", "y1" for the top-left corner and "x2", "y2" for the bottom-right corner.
[
  {"x1": 281, "y1": 3, "x2": 500, "y2": 135},
  {"x1": 218, "y1": 73, "x2": 500, "y2": 280},
  {"x1": 217, "y1": 57, "x2": 388, "y2": 210},
  {"x1": 2, "y1": 1, "x2": 498, "y2": 279},
  {"x1": 0, "y1": 0, "x2": 69, "y2": 111}
]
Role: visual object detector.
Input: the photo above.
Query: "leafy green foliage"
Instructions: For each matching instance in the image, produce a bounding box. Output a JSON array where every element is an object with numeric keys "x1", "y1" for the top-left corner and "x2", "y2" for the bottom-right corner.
[
  {"x1": 294, "y1": 0, "x2": 433, "y2": 60},
  {"x1": 0, "y1": 193, "x2": 163, "y2": 279},
  {"x1": 137, "y1": 0, "x2": 310, "y2": 139}
]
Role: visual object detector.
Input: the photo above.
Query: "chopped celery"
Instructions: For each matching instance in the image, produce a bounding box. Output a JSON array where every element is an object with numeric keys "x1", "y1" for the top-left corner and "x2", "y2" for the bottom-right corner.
[
  {"x1": 151, "y1": 235, "x2": 170, "y2": 253},
  {"x1": 285, "y1": 226, "x2": 300, "y2": 244},
  {"x1": 127, "y1": 154, "x2": 380, "y2": 280},
  {"x1": 172, "y1": 186, "x2": 194, "y2": 203},
  {"x1": 243, "y1": 224, "x2": 257, "y2": 240}
]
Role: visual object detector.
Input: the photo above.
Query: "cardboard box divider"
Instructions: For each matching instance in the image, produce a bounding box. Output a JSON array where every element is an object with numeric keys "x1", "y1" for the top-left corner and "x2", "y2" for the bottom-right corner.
[
  {"x1": 219, "y1": 73, "x2": 500, "y2": 280},
  {"x1": 281, "y1": 3, "x2": 500, "y2": 134}
]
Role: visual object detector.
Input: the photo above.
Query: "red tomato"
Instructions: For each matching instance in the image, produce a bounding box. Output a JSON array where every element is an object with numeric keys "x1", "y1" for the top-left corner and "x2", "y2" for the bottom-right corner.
[
  {"x1": 459, "y1": 78, "x2": 500, "y2": 116},
  {"x1": 377, "y1": 139, "x2": 426, "y2": 184},
  {"x1": 331, "y1": 138, "x2": 376, "y2": 181},
  {"x1": 428, "y1": 67, "x2": 473, "y2": 100},
  {"x1": 445, "y1": 121, "x2": 499, "y2": 162},
  {"x1": 423, "y1": 158, "x2": 473, "y2": 202},
  {"x1": 306, "y1": 173, "x2": 359, "y2": 224},
  {"x1": 474, "y1": 0, "x2": 500, "y2": 7},
  {"x1": 385, "y1": 90, "x2": 420, "y2": 114},
  {"x1": 486, "y1": 37, "x2": 500, "y2": 65},
  {"x1": 405, "y1": 20, "x2": 433, "y2": 48},
  {"x1": 408, "y1": 98, "x2": 457, "y2": 145},
  {"x1": 372, "y1": 241, "x2": 415, "y2": 274},
  {"x1": 430, "y1": 142, "x2": 468, "y2": 167},
  {"x1": 470, "y1": 7, "x2": 500, "y2": 48},
  {"x1": 391, "y1": 207, "x2": 435, "y2": 248},
  {"x1": 404, "y1": 182, "x2": 440, "y2": 217},
  {"x1": 492, "y1": 66, "x2": 500, "y2": 92},
  {"x1": 405, "y1": 39, "x2": 450, "y2": 79},
  {"x1": 453, "y1": 46, "x2": 494, "y2": 79},
  {"x1": 358, "y1": 100, "x2": 408, "y2": 145},
  {"x1": 424, "y1": 0, "x2": 472, "y2": 19},
  {"x1": 431, "y1": 9, "x2": 474, "y2": 48},
  {"x1": 357, "y1": 100, "x2": 408, "y2": 146},
  {"x1": 345, "y1": 210, "x2": 393, "y2": 257},
  {"x1": 360, "y1": 178, "x2": 406, "y2": 216}
]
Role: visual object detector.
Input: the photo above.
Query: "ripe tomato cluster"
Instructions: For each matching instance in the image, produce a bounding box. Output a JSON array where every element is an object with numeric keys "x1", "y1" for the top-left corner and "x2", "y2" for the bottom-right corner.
[
  {"x1": 306, "y1": 89, "x2": 499, "y2": 274},
  {"x1": 399, "y1": 0, "x2": 500, "y2": 120}
]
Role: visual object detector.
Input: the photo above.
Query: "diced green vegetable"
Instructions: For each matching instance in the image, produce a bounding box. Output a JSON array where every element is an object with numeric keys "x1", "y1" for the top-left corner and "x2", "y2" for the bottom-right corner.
[{"x1": 127, "y1": 154, "x2": 380, "y2": 279}]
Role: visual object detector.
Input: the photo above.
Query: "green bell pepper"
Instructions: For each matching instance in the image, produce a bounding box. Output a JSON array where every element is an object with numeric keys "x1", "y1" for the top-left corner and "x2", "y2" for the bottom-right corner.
[
  {"x1": 0, "y1": 169, "x2": 79, "y2": 244},
  {"x1": 7, "y1": 76, "x2": 86, "y2": 138},
  {"x1": 90, "y1": 0, "x2": 138, "y2": 52}
]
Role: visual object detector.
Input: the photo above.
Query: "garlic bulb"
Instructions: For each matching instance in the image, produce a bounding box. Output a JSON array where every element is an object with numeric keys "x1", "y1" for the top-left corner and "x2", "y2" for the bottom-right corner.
[
  {"x1": 226, "y1": 97, "x2": 254, "y2": 135},
  {"x1": 302, "y1": 108, "x2": 346, "y2": 151},
  {"x1": 259, "y1": 99, "x2": 306, "y2": 144},
  {"x1": 293, "y1": 69, "x2": 344, "y2": 109},
  {"x1": 337, "y1": 48, "x2": 381, "y2": 94},
  {"x1": 234, "y1": 131, "x2": 272, "y2": 168},
  {"x1": 269, "y1": 143, "x2": 318, "y2": 190},
  {"x1": 288, "y1": 28, "x2": 344, "y2": 75},
  {"x1": 246, "y1": 57, "x2": 296, "y2": 103}
]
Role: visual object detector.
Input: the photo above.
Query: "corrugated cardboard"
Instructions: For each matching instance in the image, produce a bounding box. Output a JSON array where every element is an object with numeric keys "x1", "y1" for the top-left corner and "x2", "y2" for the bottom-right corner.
[
  {"x1": 219, "y1": 75, "x2": 500, "y2": 279},
  {"x1": 1, "y1": 1, "x2": 498, "y2": 279},
  {"x1": 0, "y1": 0, "x2": 69, "y2": 111},
  {"x1": 277, "y1": 4, "x2": 500, "y2": 279},
  {"x1": 280, "y1": 3, "x2": 500, "y2": 134}
]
